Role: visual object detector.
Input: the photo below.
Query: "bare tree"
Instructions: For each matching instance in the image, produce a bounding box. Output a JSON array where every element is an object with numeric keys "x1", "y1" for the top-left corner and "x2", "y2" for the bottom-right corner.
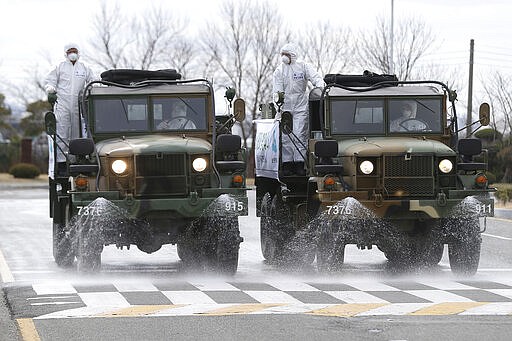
[
  {"x1": 87, "y1": 1, "x2": 196, "y2": 76},
  {"x1": 199, "y1": 0, "x2": 290, "y2": 149},
  {"x1": 357, "y1": 16, "x2": 436, "y2": 80},
  {"x1": 482, "y1": 71, "x2": 512, "y2": 141},
  {"x1": 295, "y1": 22, "x2": 354, "y2": 77},
  {"x1": 88, "y1": 1, "x2": 129, "y2": 70}
]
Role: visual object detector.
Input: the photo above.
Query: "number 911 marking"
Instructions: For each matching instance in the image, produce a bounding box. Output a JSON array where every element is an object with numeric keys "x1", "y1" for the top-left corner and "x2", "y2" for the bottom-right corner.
[
  {"x1": 225, "y1": 201, "x2": 245, "y2": 211},
  {"x1": 475, "y1": 203, "x2": 492, "y2": 216}
]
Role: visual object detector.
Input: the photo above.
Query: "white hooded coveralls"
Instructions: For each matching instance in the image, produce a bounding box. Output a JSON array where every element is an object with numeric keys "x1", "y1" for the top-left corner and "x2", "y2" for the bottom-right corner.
[
  {"x1": 45, "y1": 46, "x2": 94, "y2": 166},
  {"x1": 272, "y1": 43, "x2": 324, "y2": 163}
]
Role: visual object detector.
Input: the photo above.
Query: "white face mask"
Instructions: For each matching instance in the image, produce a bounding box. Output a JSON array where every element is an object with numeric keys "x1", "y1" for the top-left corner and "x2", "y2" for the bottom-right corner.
[
  {"x1": 67, "y1": 53, "x2": 79, "y2": 62},
  {"x1": 281, "y1": 55, "x2": 291, "y2": 64}
]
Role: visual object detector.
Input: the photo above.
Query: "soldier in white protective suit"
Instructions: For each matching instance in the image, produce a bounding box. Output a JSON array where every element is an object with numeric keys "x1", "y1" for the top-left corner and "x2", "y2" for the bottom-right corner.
[
  {"x1": 272, "y1": 43, "x2": 324, "y2": 176},
  {"x1": 44, "y1": 43, "x2": 94, "y2": 177}
]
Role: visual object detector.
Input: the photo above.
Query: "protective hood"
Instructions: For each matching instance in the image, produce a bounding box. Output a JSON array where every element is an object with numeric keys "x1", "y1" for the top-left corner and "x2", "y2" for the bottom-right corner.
[
  {"x1": 64, "y1": 42, "x2": 80, "y2": 55},
  {"x1": 281, "y1": 43, "x2": 298, "y2": 63}
]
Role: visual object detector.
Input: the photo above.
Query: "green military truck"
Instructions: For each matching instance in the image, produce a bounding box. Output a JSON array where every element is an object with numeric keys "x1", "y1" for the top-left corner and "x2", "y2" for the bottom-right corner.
[
  {"x1": 46, "y1": 69, "x2": 248, "y2": 274},
  {"x1": 255, "y1": 72, "x2": 494, "y2": 275}
]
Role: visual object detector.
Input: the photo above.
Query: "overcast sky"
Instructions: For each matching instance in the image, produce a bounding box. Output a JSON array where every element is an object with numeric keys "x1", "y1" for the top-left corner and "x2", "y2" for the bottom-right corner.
[{"x1": 1, "y1": 0, "x2": 511, "y2": 107}]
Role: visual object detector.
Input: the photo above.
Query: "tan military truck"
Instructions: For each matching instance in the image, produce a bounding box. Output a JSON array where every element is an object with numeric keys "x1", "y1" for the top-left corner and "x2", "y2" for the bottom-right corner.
[
  {"x1": 256, "y1": 72, "x2": 494, "y2": 275},
  {"x1": 46, "y1": 69, "x2": 248, "y2": 274}
]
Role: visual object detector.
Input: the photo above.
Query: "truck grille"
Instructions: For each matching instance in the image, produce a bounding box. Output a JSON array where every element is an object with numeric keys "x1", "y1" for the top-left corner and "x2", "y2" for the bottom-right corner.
[
  {"x1": 383, "y1": 155, "x2": 434, "y2": 197},
  {"x1": 135, "y1": 154, "x2": 187, "y2": 196}
]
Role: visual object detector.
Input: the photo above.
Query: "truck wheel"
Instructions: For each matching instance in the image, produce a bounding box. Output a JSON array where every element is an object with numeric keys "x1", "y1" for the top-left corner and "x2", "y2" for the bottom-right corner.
[
  {"x1": 214, "y1": 217, "x2": 241, "y2": 275},
  {"x1": 176, "y1": 243, "x2": 186, "y2": 260},
  {"x1": 317, "y1": 222, "x2": 345, "y2": 272},
  {"x1": 415, "y1": 221, "x2": 444, "y2": 267},
  {"x1": 53, "y1": 223, "x2": 75, "y2": 267},
  {"x1": 421, "y1": 243, "x2": 444, "y2": 266},
  {"x1": 448, "y1": 219, "x2": 481, "y2": 276},
  {"x1": 260, "y1": 193, "x2": 280, "y2": 262},
  {"x1": 178, "y1": 240, "x2": 203, "y2": 270},
  {"x1": 76, "y1": 229, "x2": 103, "y2": 272},
  {"x1": 198, "y1": 216, "x2": 241, "y2": 275}
]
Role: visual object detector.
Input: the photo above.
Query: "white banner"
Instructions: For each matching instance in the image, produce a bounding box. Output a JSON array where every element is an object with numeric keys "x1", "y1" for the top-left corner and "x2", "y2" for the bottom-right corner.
[
  {"x1": 47, "y1": 135, "x2": 55, "y2": 179},
  {"x1": 254, "y1": 119, "x2": 280, "y2": 179}
]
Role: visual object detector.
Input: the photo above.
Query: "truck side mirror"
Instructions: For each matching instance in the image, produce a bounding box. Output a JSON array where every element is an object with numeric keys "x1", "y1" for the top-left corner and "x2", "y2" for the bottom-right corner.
[
  {"x1": 45, "y1": 112, "x2": 57, "y2": 135},
  {"x1": 233, "y1": 98, "x2": 246, "y2": 122},
  {"x1": 479, "y1": 103, "x2": 490, "y2": 126},
  {"x1": 69, "y1": 138, "x2": 95, "y2": 156}
]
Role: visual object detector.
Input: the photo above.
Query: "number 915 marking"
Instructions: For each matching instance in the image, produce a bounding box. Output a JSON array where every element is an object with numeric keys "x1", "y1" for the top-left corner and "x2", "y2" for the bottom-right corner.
[{"x1": 225, "y1": 201, "x2": 245, "y2": 211}]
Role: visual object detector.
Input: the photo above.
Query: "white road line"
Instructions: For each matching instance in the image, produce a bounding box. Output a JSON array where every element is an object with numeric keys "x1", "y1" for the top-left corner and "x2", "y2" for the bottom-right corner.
[
  {"x1": 356, "y1": 303, "x2": 433, "y2": 316},
  {"x1": 153, "y1": 304, "x2": 223, "y2": 316},
  {"x1": 0, "y1": 248, "x2": 14, "y2": 283},
  {"x1": 460, "y1": 302, "x2": 512, "y2": 315},
  {"x1": 113, "y1": 281, "x2": 158, "y2": 292},
  {"x1": 162, "y1": 291, "x2": 217, "y2": 304},
  {"x1": 486, "y1": 289, "x2": 512, "y2": 300},
  {"x1": 419, "y1": 280, "x2": 481, "y2": 290},
  {"x1": 32, "y1": 283, "x2": 77, "y2": 295},
  {"x1": 78, "y1": 292, "x2": 130, "y2": 307},
  {"x1": 404, "y1": 290, "x2": 474, "y2": 303},
  {"x1": 27, "y1": 296, "x2": 77, "y2": 300},
  {"x1": 265, "y1": 281, "x2": 319, "y2": 292},
  {"x1": 29, "y1": 302, "x2": 512, "y2": 319},
  {"x1": 482, "y1": 233, "x2": 512, "y2": 241},
  {"x1": 34, "y1": 306, "x2": 120, "y2": 319},
  {"x1": 30, "y1": 301, "x2": 81, "y2": 306},
  {"x1": 325, "y1": 291, "x2": 389, "y2": 304},
  {"x1": 342, "y1": 281, "x2": 400, "y2": 291},
  {"x1": 252, "y1": 304, "x2": 331, "y2": 315},
  {"x1": 188, "y1": 281, "x2": 240, "y2": 291},
  {"x1": 244, "y1": 290, "x2": 303, "y2": 304}
]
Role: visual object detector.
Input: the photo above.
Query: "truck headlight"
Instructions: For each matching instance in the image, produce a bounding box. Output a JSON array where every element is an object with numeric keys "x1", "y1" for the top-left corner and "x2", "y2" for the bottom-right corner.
[
  {"x1": 438, "y1": 159, "x2": 453, "y2": 173},
  {"x1": 192, "y1": 157, "x2": 207, "y2": 172},
  {"x1": 111, "y1": 159, "x2": 128, "y2": 174},
  {"x1": 359, "y1": 160, "x2": 374, "y2": 174}
]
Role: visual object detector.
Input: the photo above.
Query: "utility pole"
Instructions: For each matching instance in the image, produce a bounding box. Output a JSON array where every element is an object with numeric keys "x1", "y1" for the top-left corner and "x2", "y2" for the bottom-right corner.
[{"x1": 466, "y1": 39, "x2": 474, "y2": 137}]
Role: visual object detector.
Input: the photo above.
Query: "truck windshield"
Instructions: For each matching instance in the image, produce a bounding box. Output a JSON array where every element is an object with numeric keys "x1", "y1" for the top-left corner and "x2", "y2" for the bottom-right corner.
[
  {"x1": 330, "y1": 99, "x2": 385, "y2": 134},
  {"x1": 93, "y1": 96, "x2": 208, "y2": 133},
  {"x1": 94, "y1": 97, "x2": 148, "y2": 133},
  {"x1": 153, "y1": 97, "x2": 207, "y2": 131},
  {"x1": 388, "y1": 98, "x2": 442, "y2": 133},
  {"x1": 329, "y1": 97, "x2": 443, "y2": 135}
]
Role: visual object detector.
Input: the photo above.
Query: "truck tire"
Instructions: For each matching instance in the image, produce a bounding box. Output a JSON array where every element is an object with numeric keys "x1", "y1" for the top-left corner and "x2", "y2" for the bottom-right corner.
[
  {"x1": 317, "y1": 221, "x2": 345, "y2": 272},
  {"x1": 448, "y1": 219, "x2": 481, "y2": 276},
  {"x1": 213, "y1": 216, "x2": 241, "y2": 275},
  {"x1": 260, "y1": 192, "x2": 280, "y2": 262},
  {"x1": 53, "y1": 223, "x2": 74, "y2": 267},
  {"x1": 76, "y1": 229, "x2": 103, "y2": 272}
]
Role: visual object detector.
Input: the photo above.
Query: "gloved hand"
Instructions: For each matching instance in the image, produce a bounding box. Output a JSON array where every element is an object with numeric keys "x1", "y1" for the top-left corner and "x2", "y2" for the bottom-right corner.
[
  {"x1": 47, "y1": 92, "x2": 57, "y2": 106},
  {"x1": 45, "y1": 85, "x2": 56, "y2": 94}
]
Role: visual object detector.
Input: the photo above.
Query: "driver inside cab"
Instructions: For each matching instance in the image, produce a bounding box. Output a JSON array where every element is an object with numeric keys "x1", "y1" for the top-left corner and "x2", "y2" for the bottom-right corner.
[
  {"x1": 157, "y1": 100, "x2": 197, "y2": 130},
  {"x1": 389, "y1": 100, "x2": 417, "y2": 132}
]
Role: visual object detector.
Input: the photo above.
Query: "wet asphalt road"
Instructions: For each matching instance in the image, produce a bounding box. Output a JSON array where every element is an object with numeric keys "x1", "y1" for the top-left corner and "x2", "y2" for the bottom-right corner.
[{"x1": 1, "y1": 187, "x2": 512, "y2": 341}]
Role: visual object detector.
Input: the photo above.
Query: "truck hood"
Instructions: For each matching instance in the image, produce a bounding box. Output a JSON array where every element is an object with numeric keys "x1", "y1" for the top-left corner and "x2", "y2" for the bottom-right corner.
[
  {"x1": 339, "y1": 137, "x2": 455, "y2": 156},
  {"x1": 95, "y1": 135, "x2": 212, "y2": 157}
]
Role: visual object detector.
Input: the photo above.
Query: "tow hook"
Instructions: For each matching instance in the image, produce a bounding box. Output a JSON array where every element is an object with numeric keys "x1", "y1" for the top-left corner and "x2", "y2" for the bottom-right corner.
[
  {"x1": 373, "y1": 193, "x2": 383, "y2": 207},
  {"x1": 125, "y1": 193, "x2": 134, "y2": 206},
  {"x1": 190, "y1": 191, "x2": 198, "y2": 205},
  {"x1": 437, "y1": 192, "x2": 447, "y2": 206}
]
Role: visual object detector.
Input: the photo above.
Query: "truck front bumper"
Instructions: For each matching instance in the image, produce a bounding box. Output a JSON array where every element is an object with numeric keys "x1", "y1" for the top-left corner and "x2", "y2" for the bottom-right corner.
[
  {"x1": 317, "y1": 190, "x2": 494, "y2": 219},
  {"x1": 71, "y1": 188, "x2": 248, "y2": 218}
]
